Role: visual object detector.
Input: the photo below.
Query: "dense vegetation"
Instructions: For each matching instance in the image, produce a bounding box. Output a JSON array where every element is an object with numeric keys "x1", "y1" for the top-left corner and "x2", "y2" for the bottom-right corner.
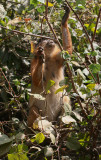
[{"x1": 0, "y1": 0, "x2": 101, "y2": 159}]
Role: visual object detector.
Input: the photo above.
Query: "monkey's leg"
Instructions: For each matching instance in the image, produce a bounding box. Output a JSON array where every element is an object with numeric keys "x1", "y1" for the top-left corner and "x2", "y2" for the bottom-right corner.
[
  {"x1": 62, "y1": 5, "x2": 72, "y2": 54},
  {"x1": 27, "y1": 105, "x2": 39, "y2": 127}
]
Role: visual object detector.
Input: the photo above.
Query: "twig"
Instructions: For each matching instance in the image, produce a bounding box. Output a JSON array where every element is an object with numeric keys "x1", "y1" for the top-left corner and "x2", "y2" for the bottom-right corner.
[
  {"x1": 92, "y1": 8, "x2": 101, "y2": 42},
  {"x1": 1, "y1": 0, "x2": 21, "y2": 4},
  {"x1": 44, "y1": 0, "x2": 63, "y2": 49},
  {"x1": 45, "y1": 17, "x2": 63, "y2": 50},
  {"x1": 0, "y1": 25, "x2": 55, "y2": 41},
  {"x1": 75, "y1": 51, "x2": 97, "y2": 83},
  {"x1": 12, "y1": 48, "x2": 31, "y2": 60},
  {"x1": 45, "y1": 0, "x2": 48, "y2": 17},
  {"x1": 49, "y1": 1, "x2": 56, "y2": 17},
  {"x1": 0, "y1": 68, "x2": 28, "y2": 119},
  {"x1": 66, "y1": 63, "x2": 88, "y2": 118},
  {"x1": 0, "y1": 68, "x2": 15, "y2": 96}
]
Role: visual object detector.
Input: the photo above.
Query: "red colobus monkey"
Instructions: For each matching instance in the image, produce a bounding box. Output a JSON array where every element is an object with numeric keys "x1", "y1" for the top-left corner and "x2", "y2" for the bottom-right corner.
[{"x1": 28, "y1": 5, "x2": 72, "y2": 127}]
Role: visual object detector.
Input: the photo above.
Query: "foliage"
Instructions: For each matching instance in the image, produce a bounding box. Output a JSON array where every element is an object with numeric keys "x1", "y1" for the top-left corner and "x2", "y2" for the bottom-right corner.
[{"x1": 0, "y1": 0, "x2": 101, "y2": 159}]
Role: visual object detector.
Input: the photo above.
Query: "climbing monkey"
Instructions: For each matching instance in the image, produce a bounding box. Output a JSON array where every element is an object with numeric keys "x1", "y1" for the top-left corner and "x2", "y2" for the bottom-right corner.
[{"x1": 28, "y1": 5, "x2": 72, "y2": 127}]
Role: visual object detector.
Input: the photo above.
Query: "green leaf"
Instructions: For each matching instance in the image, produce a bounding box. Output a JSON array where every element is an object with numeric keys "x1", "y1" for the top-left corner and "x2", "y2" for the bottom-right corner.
[
  {"x1": 35, "y1": 133, "x2": 45, "y2": 144},
  {"x1": 89, "y1": 64, "x2": 100, "y2": 73},
  {"x1": 84, "y1": 24, "x2": 89, "y2": 28},
  {"x1": 9, "y1": 144, "x2": 28, "y2": 154},
  {"x1": 46, "y1": 80, "x2": 55, "y2": 93},
  {"x1": 71, "y1": 61, "x2": 80, "y2": 66},
  {"x1": 0, "y1": 134, "x2": 13, "y2": 156},
  {"x1": 8, "y1": 153, "x2": 28, "y2": 160},
  {"x1": 86, "y1": 83, "x2": 95, "y2": 90},
  {"x1": 0, "y1": 134, "x2": 13, "y2": 145},
  {"x1": 55, "y1": 85, "x2": 68, "y2": 94},
  {"x1": 99, "y1": 155, "x2": 101, "y2": 160},
  {"x1": 61, "y1": 50, "x2": 70, "y2": 59},
  {"x1": 0, "y1": 20, "x2": 5, "y2": 26},
  {"x1": 66, "y1": 137, "x2": 81, "y2": 150},
  {"x1": 0, "y1": 142, "x2": 12, "y2": 157},
  {"x1": 66, "y1": 83, "x2": 72, "y2": 92},
  {"x1": 30, "y1": 0, "x2": 39, "y2": 6},
  {"x1": 59, "y1": 78, "x2": 68, "y2": 86},
  {"x1": 76, "y1": 0, "x2": 86, "y2": 6},
  {"x1": 46, "y1": 2, "x2": 53, "y2": 7},
  {"x1": 62, "y1": 116, "x2": 76, "y2": 124},
  {"x1": 77, "y1": 69, "x2": 86, "y2": 86},
  {"x1": 72, "y1": 111, "x2": 82, "y2": 121},
  {"x1": 16, "y1": 132, "x2": 25, "y2": 141},
  {"x1": 77, "y1": 69, "x2": 86, "y2": 80},
  {"x1": 63, "y1": 103, "x2": 72, "y2": 115},
  {"x1": 0, "y1": 4, "x2": 7, "y2": 19},
  {"x1": 13, "y1": 79, "x2": 20, "y2": 85},
  {"x1": 76, "y1": 4, "x2": 85, "y2": 9},
  {"x1": 75, "y1": 29, "x2": 83, "y2": 36},
  {"x1": 50, "y1": 133, "x2": 56, "y2": 144},
  {"x1": 83, "y1": 68, "x2": 89, "y2": 76},
  {"x1": 37, "y1": 6, "x2": 45, "y2": 12},
  {"x1": 56, "y1": 0, "x2": 62, "y2": 3},
  {"x1": 28, "y1": 93, "x2": 45, "y2": 100},
  {"x1": 88, "y1": 51, "x2": 97, "y2": 56}
]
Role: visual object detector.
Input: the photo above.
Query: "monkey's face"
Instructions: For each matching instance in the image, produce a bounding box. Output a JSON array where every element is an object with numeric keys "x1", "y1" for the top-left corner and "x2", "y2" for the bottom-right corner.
[{"x1": 39, "y1": 39, "x2": 56, "y2": 55}]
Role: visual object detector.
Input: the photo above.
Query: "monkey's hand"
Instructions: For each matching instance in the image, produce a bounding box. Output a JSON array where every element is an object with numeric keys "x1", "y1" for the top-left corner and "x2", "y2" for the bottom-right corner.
[
  {"x1": 35, "y1": 46, "x2": 45, "y2": 63},
  {"x1": 62, "y1": 4, "x2": 70, "y2": 26}
]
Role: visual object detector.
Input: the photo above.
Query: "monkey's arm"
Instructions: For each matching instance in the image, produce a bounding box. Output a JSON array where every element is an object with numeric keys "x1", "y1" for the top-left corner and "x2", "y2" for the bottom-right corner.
[
  {"x1": 62, "y1": 6, "x2": 72, "y2": 54},
  {"x1": 31, "y1": 59, "x2": 42, "y2": 86},
  {"x1": 31, "y1": 47, "x2": 44, "y2": 87}
]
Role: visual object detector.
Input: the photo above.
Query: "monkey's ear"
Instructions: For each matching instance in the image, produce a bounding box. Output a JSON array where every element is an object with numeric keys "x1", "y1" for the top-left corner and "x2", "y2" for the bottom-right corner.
[{"x1": 31, "y1": 41, "x2": 35, "y2": 54}]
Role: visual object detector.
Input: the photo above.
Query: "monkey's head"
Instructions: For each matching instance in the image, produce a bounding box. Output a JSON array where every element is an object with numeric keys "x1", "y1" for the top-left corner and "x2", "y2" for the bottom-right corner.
[{"x1": 36, "y1": 39, "x2": 58, "y2": 57}]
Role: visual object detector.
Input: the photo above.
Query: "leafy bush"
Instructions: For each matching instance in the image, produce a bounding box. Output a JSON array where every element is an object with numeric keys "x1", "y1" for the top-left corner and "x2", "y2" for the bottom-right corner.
[{"x1": 0, "y1": 0, "x2": 101, "y2": 159}]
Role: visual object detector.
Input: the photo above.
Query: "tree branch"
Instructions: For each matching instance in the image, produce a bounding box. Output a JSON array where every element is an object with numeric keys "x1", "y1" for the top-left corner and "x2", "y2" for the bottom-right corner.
[
  {"x1": 66, "y1": 63, "x2": 88, "y2": 118},
  {"x1": 92, "y1": 8, "x2": 101, "y2": 42},
  {"x1": 45, "y1": 16, "x2": 63, "y2": 50},
  {"x1": 45, "y1": 0, "x2": 48, "y2": 17},
  {"x1": 0, "y1": 25, "x2": 55, "y2": 41}
]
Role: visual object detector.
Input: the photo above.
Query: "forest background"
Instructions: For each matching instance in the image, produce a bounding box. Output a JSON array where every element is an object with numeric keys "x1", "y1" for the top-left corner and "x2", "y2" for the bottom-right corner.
[{"x1": 0, "y1": 0, "x2": 101, "y2": 159}]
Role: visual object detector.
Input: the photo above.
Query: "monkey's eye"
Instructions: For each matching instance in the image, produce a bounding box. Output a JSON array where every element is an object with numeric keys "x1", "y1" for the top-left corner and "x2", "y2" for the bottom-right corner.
[
  {"x1": 47, "y1": 40, "x2": 55, "y2": 46},
  {"x1": 38, "y1": 46, "x2": 44, "y2": 52}
]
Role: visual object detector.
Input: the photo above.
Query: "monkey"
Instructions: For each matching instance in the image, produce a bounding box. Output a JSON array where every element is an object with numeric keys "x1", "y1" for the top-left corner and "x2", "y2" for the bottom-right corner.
[{"x1": 27, "y1": 5, "x2": 72, "y2": 127}]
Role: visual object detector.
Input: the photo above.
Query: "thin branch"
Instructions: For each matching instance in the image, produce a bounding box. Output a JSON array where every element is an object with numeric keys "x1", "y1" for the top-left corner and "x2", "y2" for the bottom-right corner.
[
  {"x1": 0, "y1": 68, "x2": 28, "y2": 119},
  {"x1": 66, "y1": 63, "x2": 88, "y2": 118},
  {"x1": 92, "y1": 8, "x2": 101, "y2": 42},
  {"x1": 0, "y1": 25, "x2": 55, "y2": 41},
  {"x1": 12, "y1": 48, "x2": 31, "y2": 60},
  {"x1": 1, "y1": 0, "x2": 21, "y2": 4},
  {"x1": 49, "y1": 1, "x2": 56, "y2": 17},
  {"x1": 45, "y1": 0, "x2": 48, "y2": 17},
  {"x1": 45, "y1": 17, "x2": 63, "y2": 50},
  {"x1": 0, "y1": 68, "x2": 15, "y2": 96}
]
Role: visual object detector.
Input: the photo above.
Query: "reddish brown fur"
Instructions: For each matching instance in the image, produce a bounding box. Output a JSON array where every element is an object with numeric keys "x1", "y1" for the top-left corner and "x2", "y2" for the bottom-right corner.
[{"x1": 28, "y1": 6, "x2": 72, "y2": 127}]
